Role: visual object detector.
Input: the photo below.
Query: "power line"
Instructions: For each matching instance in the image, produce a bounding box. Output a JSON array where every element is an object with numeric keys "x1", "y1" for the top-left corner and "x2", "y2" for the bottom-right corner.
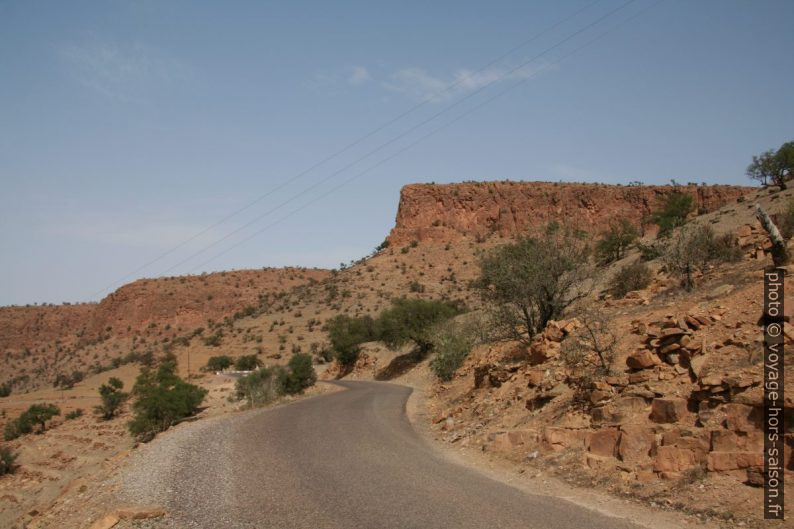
[
  {"x1": 90, "y1": 0, "x2": 604, "y2": 298},
  {"x1": 155, "y1": 0, "x2": 638, "y2": 276},
  {"x1": 189, "y1": 0, "x2": 667, "y2": 273}
]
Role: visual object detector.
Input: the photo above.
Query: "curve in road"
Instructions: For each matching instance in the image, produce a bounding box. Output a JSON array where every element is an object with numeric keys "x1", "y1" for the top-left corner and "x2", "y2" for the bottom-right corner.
[{"x1": 126, "y1": 380, "x2": 642, "y2": 529}]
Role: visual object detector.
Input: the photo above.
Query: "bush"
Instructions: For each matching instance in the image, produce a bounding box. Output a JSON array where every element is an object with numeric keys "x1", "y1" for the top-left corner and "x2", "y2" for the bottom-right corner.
[
  {"x1": 377, "y1": 298, "x2": 460, "y2": 354},
  {"x1": 636, "y1": 241, "x2": 663, "y2": 261},
  {"x1": 475, "y1": 223, "x2": 593, "y2": 342},
  {"x1": 649, "y1": 192, "x2": 694, "y2": 237},
  {"x1": 429, "y1": 319, "x2": 478, "y2": 381},
  {"x1": 204, "y1": 355, "x2": 234, "y2": 372},
  {"x1": 663, "y1": 225, "x2": 742, "y2": 290},
  {"x1": 234, "y1": 355, "x2": 262, "y2": 371},
  {"x1": 95, "y1": 377, "x2": 128, "y2": 420},
  {"x1": 778, "y1": 198, "x2": 794, "y2": 239},
  {"x1": 3, "y1": 404, "x2": 61, "y2": 441},
  {"x1": 609, "y1": 261, "x2": 653, "y2": 298},
  {"x1": 128, "y1": 355, "x2": 208, "y2": 441},
  {"x1": 65, "y1": 409, "x2": 83, "y2": 420},
  {"x1": 235, "y1": 366, "x2": 287, "y2": 407},
  {"x1": 0, "y1": 383, "x2": 10, "y2": 398},
  {"x1": 0, "y1": 445, "x2": 16, "y2": 476},
  {"x1": 326, "y1": 315, "x2": 378, "y2": 367},
  {"x1": 595, "y1": 219, "x2": 639, "y2": 264},
  {"x1": 283, "y1": 353, "x2": 316, "y2": 394}
]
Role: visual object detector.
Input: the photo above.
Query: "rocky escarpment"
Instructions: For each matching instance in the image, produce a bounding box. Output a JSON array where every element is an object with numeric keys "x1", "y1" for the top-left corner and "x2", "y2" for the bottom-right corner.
[
  {"x1": 388, "y1": 181, "x2": 754, "y2": 244},
  {"x1": 0, "y1": 267, "x2": 330, "y2": 356}
]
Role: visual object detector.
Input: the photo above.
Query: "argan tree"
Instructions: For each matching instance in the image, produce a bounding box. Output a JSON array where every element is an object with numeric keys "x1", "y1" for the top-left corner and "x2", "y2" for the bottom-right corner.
[
  {"x1": 595, "y1": 218, "x2": 640, "y2": 264},
  {"x1": 476, "y1": 223, "x2": 593, "y2": 342},
  {"x1": 747, "y1": 141, "x2": 794, "y2": 190},
  {"x1": 95, "y1": 377, "x2": 128, "y2": 420}
]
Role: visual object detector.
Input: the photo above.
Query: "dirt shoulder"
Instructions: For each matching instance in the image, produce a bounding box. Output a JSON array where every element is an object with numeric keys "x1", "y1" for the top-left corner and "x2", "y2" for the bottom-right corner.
[{"x1": 400, "y1": 369, "x2": 717, "y2": 529}]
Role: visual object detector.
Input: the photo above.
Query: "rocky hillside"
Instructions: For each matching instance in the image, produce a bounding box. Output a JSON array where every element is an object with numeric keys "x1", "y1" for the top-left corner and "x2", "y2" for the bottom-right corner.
[
  {"x1": 388, "y1": 181, "x2": 751, "y2": 244},
  {"x1": 0, "y1": 267, "x2": 330, "y2": 390}
]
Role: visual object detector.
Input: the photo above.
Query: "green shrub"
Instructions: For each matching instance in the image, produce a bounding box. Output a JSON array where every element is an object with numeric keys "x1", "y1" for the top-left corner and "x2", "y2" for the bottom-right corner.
[
  {"x1": 284, "y1": 353, "x2": 316, "y2": 394},
  {"x1": 95, "y1": 377, "x2": 128, "y2": 420},
  {"x1": 0, "y1": 383, "x2": 10, "y2": 398},
  {"x1": 128, "y1": 355, "x2": 208, "y2": 441},
  {"x1": 3, "y1": 404, "x2": 61, "y2": 441},
  {"x1": 609, "y1": 261, "x2": 653, "y2": 298},
  {"x1": 663, "y1": 225, "x2": 743, "y2": 290},
  {"x1": 326, "y1": 315, "x2": 378, "y2": 367},
  {"x1": 636, "y1": 241, "x2": 663, "y2": 261},
  {"x1": 235, "y1": 366, "x2": 287, "y2": 407},
  {"x1": 429, "y1": 319, "x2": 477, "y2": 381},
  {"x1": 65, "y1": 409, "x2": 83, "y2": 420},
  {"x1": 234, "y1": 355, "x2": 262, "y2": 371},
  {"x1": 475, "y1": 223, "x2": 593, "y2": 342},
  {"x1": 204, "y1": 355, "x2": 234, "y2": 372},
  {"x1": 377, "y1": 298, "x2": 460, "y2": 354},
  {"x1": 595, "y1": 219, "x2": 639, "y2": 264},
  {"x1": 649, "y1": 192, "x2": 694, "y2": 237},
  {"x1": 0, "y1": 445, "x2": 16, "y2": 476}
]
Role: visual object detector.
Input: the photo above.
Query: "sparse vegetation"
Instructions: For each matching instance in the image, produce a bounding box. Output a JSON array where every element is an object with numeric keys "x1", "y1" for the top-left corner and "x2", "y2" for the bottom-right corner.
[
  {"x1": 65, "y1": 409, "x2": 84, "y2": 420},
  {"x1": 234, "y1": 354, "x2": 262, "y2": 371},
  {"x1": 326, "y1": 314, "x2": 378, "y2": 367},
  {"x1": 595, "y1": 219, "x2": 639, "y2": 264},
  {"x1": 746, "y1": 141, "x2": 794, "y2": 189},
  {"x1": 649, "y1": 192, "x2": 694, "y2": 236},
  {"x1": 204, "y1": 355, "x2": 234, "y2": 372},
  {"x1": 284, "y1": 353, "x2": 317, "y2": 394},
  {"x1": 663, "y1": 225, "x2": 742, "y2": 290},
  {"x1": 777, "y1": 198, "x2": 794, "y2": 239},
  {"x1": 0, "y1": 383, "x2": 10, "y2": 397},
  {"x1": 476, "y1": 223, "x2": 593, "y2": 342},
  {"x1": 0, "y1": 445, "x2": 16, "y2": 476},
  {"x1": 95, "y1": 377, "x2": 128, "y2": 420},
  {"x1": 3, "y1": 404, "x2": 61, "y2": 441},
  {"x1": 609, "y1": 261, "x2": 653, "y2": 298},
  {"x1": 235, "y1": 353, "x2": 317, "y2": 407},
  {"x1": 377, "y1": 298, "x2": 460, "y2": 354},
  {"x1": 429, "y1": 318, "x2": 478, "y2": 381},
  {"x1": 128, "y1": 354, "x2": 208, "y2": 441},
  {"x1": 235, "y1": 366, "x2": 286, "y2": 407}
]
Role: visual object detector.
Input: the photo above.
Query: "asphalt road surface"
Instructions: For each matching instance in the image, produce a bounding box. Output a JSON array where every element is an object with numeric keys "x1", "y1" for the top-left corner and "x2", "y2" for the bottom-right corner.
[{"x1": 137, "y1": 381, "x2": 642, "y2": 529}]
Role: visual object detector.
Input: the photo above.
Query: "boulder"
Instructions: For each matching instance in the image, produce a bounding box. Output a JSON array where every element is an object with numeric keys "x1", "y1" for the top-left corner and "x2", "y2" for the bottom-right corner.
[
  {"x1": 543, "y1": 427, "x2": 587, "y2": 451},
  {"x1": 587, "y1": 428, "x2": 620, "y2": 458},
  {"x1": 490, "y1": 430, "x2": 539, "y2": 453},
  {"x1": 649, "y1": 398, "x2": 689, "y2": 424},
  {"x1": 626, "y1": 350, "x2": 658, "y2": 370},
  {"x1": 528, "y1": 340, "x2": 561, "y2": 365},
  {"x1": 617, "y1": 425, "x2": 656, "y2": 463},
  {"x1": 725, "y1": 403, "x2": 763, "y2": 433},
  {"x1": 653, "y1": 446, "x2": 698, "y2": 473},
  {"x1": 661, "y1": 429, "x2": 710, "y2": 459},
  {"x1": 707, "y1": 451, "x2": 765, "y2": 472}
]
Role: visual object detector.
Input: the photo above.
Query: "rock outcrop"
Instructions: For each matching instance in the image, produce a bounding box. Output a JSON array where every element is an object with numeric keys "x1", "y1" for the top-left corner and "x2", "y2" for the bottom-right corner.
[{"x1": 388, "y1": 181, "x2": 753, "y2": 244}]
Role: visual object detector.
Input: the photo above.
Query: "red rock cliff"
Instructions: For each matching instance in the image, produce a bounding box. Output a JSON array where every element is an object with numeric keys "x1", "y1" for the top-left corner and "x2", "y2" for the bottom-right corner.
[{"x1": 387, "y1": 181, "x2": 754, "y2": 244}]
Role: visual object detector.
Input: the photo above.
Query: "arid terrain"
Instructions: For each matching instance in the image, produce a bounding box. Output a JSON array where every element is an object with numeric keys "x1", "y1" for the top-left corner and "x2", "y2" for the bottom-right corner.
[{"x1": 0, "y1": 180, "x2": 790, "y2": 529}]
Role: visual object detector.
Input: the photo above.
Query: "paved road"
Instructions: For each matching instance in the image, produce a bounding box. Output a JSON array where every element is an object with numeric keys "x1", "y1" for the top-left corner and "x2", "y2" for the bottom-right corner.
[{"x1": 137, "y1": 381, "x2": 641, "y2": 529}]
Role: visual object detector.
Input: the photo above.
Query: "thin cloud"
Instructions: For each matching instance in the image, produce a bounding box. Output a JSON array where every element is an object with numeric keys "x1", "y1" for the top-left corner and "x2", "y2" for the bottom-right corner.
[
  {"x1": 57, "y1": 37, "x2": 184, "y2": 102},
  {"x1": 347, "y1": 66, "x2": 371, "y2": 85},
  {"x1": 382, "y1": 62, "x2": 553, "y2": 102}
]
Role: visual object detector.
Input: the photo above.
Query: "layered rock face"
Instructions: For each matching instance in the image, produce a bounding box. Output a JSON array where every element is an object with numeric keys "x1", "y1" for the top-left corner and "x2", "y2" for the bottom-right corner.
[
  {"x1": 0, "y1": 267, "x2": 330, "y2": 354},
  {"x1": 388, "y1": 181, "x2": 753, "y2": 244}
]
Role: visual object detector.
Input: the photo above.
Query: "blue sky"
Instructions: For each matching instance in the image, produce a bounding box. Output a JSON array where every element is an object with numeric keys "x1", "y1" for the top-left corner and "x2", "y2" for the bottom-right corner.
[{"x1": 1, "y1": 0, "x2": 792, "y2": 305}]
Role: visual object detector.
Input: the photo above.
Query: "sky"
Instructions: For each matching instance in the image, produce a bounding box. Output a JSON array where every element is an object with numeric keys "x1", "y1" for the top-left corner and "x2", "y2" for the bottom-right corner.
[{"x1": 1, "y1": 0, "x2": 792, "y2": 306}]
